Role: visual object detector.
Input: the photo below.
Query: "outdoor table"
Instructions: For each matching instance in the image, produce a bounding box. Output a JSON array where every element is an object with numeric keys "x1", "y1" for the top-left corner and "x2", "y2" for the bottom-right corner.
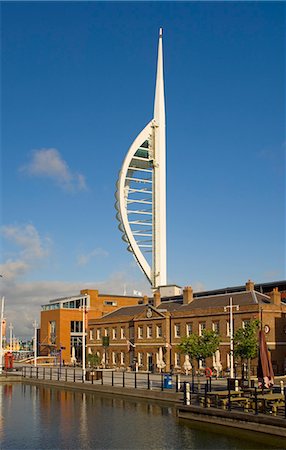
[
  {"x1": 252, "y1": 393, "x2": 284, "y2": 415},
  {"x1": 201, "y1": 390, "x2": 242, "y2": 409}
]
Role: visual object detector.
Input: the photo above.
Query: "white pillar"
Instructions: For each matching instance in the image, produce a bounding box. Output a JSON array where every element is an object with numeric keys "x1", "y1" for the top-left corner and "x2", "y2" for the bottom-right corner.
[{"x1": 229, "y1": 297, "x2": 234, "y2": 379}]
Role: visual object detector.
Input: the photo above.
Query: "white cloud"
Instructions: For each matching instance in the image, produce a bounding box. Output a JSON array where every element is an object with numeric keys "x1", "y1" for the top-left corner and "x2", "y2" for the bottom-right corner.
[
  {"x1": 20, "y1": 148, "x2": 87, "y2": 192},
  {"x1": 77, "y1": 248, "x2": 109, "y2": 266},
  {"x1": 0, "y1": 273, "x2": 151, "y2": 339},
  {"x1": 1, "y1": 224, "x2": 50, "y2": 260}
]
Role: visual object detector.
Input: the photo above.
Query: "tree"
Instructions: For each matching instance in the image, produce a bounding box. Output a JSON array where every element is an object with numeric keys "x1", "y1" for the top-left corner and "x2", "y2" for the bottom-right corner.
[
  {"x1": 178, "y1": 330, "x2": 221, "y2": 372},
  {"x1": 234, "y1": 319, "x2": 260, "y2": 383},
  {"x1": 87, "y1": 353, "x2": 100, "y2": 369}
]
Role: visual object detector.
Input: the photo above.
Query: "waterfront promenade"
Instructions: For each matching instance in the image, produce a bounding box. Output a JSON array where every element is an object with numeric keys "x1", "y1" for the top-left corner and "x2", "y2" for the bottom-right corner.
[{"x1": 2, "y1": 365, "x2": 286, "y2": 441}]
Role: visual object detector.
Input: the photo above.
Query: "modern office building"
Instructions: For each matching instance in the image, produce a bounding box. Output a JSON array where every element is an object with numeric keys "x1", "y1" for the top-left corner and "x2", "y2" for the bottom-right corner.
[
  {"x1": 40, "y1": 289, "x2": 142, "y2": 364},
  {"x1": 87, "y1": 280, "x2": 286, "y2": 375},
  {"x1": 115, "y1": 29, "x2": 167, "y2": 289}
]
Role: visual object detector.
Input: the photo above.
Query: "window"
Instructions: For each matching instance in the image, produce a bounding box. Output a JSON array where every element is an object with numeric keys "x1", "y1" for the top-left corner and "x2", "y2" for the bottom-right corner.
[
  {"x1": 212, "y1": 321, "x2": 220, "y2": 334},
  {"x1": 242, "y1": 319, "x2": 250, "y2": 329},
  {"x1": 89, "y1": 328, "x2": 94, "y2": 340},
  {"x1": 120, "y1": 352, "x2": 125, "y2": 365},
  {"x1": 186, "y1": 323, "x2": 193, "y2": 336},
  {"x1": 96, "y1": 329, "x2": 102, "y2": 340},
  {"x1": 71, "y1": 321, "x2": 83, "y2": 333},
  {"x1": 112, "y1": 328, "x2": 117, "y2": 340},
  {"x1": 120, "y1": 327, "x2": 125, "y2": 339},
  {"x1": 112, "y1": 352, "x2": 116, "y2": 365},
  {"x1": 199, "y1": 322, "x2": 206, "y2": 336},
  {"x1": 199, "y1": 358, "x2": 206, "y2": 369},
  {"x1": 175, "y1": 353, "x2": 180, "y2": 367},
  {"x1": 174, "y1": 324, "x2": 181, "y2": 338},
  {"x1": 138, "y1": 326, "x2": 143, "y2": 339},
  {"x1": 138, "y1": 352, "x2": 143, "y2": 366},
  {"x1": 104, "y1": 328, "x2": 108, "y2": 337},
  {"x1": 104, "y1": 301, "x2": 117, "y2": 306},
  {"x1": 147, "y1": 325, "x2": 152, "y2": 338},
  {"x1": 49, "y1": 321, "x2": 56, "y2": 344},
  {"x1": 156, "y1": 325, "x2": 162, "y2": 338}
]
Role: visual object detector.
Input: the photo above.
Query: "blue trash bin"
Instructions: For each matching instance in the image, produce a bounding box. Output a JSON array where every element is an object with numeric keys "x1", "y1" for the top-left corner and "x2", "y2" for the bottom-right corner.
[{"x1": 163, "y1": 374, "x2": 173, "y2": 389}]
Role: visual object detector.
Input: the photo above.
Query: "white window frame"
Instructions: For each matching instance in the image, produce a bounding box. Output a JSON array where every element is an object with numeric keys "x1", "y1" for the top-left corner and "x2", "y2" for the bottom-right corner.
[
  {"x1": 96, "y1": 329, "x2": 101, "y2": 340},
  {"x1": 212, "y1": 321, "x2": 220, "y2": 334},
  {"x1": 120, "y1": 327, "x2": 125, "y2": 339},
  {"x1": 138, "y1": 326, "x2": 143, "y2": 339},
  {"x1": 89, "y1": 329, "x2": 94, "y2": 340},
  {"x1": 174, "y1": 324, "x2": 181, "y2": 338},
  {"x1": 186, "y1": 323, "x2": 192, "y2": 336},
  {"x1": 156, "y1": 325, "x2": 162, "y2": 338},
  {"x1": 199, "y1": 322, "x2": 206, "y2": 336},
  {"x1": 112, "y1": 327, "x2": 117, "y2": 340},
  {"x1": 174, "y1": 352, "x2": 180, "y2": 368},
  {"x1": 147, "y1": 325, "x2": 152, "y2": 338}
]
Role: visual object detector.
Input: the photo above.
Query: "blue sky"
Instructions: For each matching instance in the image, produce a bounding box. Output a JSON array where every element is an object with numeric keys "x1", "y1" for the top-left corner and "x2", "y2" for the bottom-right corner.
[{"x1": 1, "y1": 1, "x2": 285, "y2": 337}]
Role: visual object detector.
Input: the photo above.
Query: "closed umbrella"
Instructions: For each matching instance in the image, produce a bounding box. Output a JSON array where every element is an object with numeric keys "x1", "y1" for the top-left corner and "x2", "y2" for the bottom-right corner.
[
  {"x1": 157, "y1": 347, "x2": 166, "y2": 372},
  {"x1": 71, "y1": 346, "x2": 77, "y2": 365},
  {"x1": 183, "y1": 354, "x2": 192, "y2": 375},
  {"x1": 257, "y1": 330, "x2": 274, "y2": 388}
]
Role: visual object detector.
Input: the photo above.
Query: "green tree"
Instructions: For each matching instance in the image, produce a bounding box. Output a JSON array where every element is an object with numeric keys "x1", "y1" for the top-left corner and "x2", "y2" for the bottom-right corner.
[
  {"x1": 178, "y1": 330, "x2": 221, "y2": 371},
  {"x1": 234, "y1": 319, "x2": 260, "y2": 383},
  {"x1": 87, "y1": 353, "x2": 100, "y2": 369}
]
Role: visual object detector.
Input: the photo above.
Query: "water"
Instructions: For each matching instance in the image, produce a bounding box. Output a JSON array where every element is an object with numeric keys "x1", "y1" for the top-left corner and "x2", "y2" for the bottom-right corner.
[{"x1": 0, "y1": 383, "x2": 283, "y2": 449}]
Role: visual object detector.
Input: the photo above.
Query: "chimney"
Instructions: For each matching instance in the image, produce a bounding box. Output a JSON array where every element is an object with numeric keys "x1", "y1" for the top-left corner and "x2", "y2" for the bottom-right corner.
[
  {"x1": 153, "y1": 290, "x2": 161, "y2": 308},
  {"x1": 183, "y1": 286, "x2": 193, "y2": 305},
  {"x1": 143, "y1": 295, "x2": 149, "y2": 305},
  {"x1": 269, "y1": 287, "x2": 281, "y2": 306},
  {"x1": 245, "y1": 279, "x2": 255, "y2": 291}
]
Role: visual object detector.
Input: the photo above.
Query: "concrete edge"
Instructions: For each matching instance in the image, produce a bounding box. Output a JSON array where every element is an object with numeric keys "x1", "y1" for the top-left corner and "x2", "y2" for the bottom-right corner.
[{"x1": 176, "y1": 405, "x2": 286, "y2": 439}]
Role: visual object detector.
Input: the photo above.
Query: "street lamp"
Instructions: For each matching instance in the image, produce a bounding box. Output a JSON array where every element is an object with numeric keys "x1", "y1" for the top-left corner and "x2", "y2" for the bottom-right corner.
[
  {"x1": 224, "y1": 297, "x2": 239, "y2": 379},
  {"x1": 9, "y1": 323, "x2": 13, "y2": 352},
  {"x1": 33, "y1": 320, "x2": 38, "y2": 367},
  {"x1": 79, "y1": 298, "x2": 89, "y2": 382}
]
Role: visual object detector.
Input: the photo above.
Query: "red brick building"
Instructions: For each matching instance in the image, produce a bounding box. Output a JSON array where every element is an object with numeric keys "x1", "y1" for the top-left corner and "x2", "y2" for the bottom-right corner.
[{"x1": 87, "y1": 281, "x2": 286, "y2": 375}]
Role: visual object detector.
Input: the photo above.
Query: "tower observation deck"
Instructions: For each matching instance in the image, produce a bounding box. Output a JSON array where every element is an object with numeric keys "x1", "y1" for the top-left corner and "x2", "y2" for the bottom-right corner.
[{"x1": 115, "y1": 29, "x2": 167, "y2": 289}]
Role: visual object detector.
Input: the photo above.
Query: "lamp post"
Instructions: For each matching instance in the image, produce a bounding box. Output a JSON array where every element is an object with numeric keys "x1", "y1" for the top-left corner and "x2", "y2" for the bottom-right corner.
[
  {"x1": 33, "y1": 320, "x2": 38, "y2": 367},
  {"x1": 9, "y1": 323, "x2": 13, "y2": 352},
  {"x1": 224, "y1": 297, "x2": 239, "y2": 379},
  {"x1": 80, "y1": 299, "x2": 89, "y2": 382}
]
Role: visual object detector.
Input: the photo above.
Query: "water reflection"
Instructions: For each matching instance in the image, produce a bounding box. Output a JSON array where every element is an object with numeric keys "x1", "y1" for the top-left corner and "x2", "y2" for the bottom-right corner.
[{"x1": 0, "y1": 383, "x2": 282, "y2": 450}]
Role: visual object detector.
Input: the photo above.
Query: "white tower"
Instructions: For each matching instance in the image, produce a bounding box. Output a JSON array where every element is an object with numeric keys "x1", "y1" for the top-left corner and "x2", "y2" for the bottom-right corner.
[{"x1": 115, "y1": 29, "x2": 167, "y2": 289}]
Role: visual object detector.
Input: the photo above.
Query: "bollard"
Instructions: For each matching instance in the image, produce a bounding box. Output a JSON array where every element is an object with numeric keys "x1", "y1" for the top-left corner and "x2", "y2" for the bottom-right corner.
[
  {"x1": 228, "y1": 385, "x2": 231, "y2": 411},
  {"x1": 235, "y1": 379, "x2": 239, "y2": 392},
  {"x1": 73, "y1": 369, "x2": 76, "y2": 383},
  {"x1": 177, "y1": 374, "x2": 181, "y2": 393},
  {"x1": 147, "y1": 373, "x2": 150, "y2": 390},
  {"x1": 254, "y1": 387, "x2": 258, "y2": 415},
  {"x1": 204, "y1": 383, "x2": 208, "y2": 408},
  {"x1": 185, "y1": 382, "x2": 191, "y2": 406},
  {"x1": 91, "y1": 373, "x2": 94, "y2": 385},
  {"x1": 280, "y1": 380, "x2": 284, "y2": 394},
  {"x1": 101, "y1": 371, "x2": 104, "y2": 385},
  {"x1": 134, "y1": 372, "x2": 137, "y2": 389}
]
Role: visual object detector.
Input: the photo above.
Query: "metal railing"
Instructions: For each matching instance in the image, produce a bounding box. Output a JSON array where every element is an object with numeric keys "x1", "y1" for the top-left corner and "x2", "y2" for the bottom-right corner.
[{"x1": 21, "y1": 367, "x2": 182, "y2": 393}]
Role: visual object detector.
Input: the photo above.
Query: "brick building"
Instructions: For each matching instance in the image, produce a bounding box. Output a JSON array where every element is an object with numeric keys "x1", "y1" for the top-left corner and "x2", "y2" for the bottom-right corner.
[
  {"x1": 87, "y1": 281, "x2": 286, "y2": 375},
  {"x1": 40, "y1": 289, "x2": 142, "y2": 364}
]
